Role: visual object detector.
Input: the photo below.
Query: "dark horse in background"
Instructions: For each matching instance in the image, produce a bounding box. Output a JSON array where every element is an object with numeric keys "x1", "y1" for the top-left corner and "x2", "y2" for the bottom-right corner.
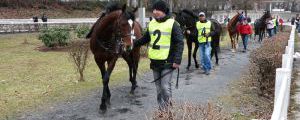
[
  {"x1": 174, "y1": 9, "x2": 222, "y2": 69},
  {"x1": 86, "y1": 3, "x2": 142, "y2": 112},
  {"x1": 227, "y1": 12, "x2": 241, "y2": 52},
  {"x1": 254, "y1": 11, "x2": 271, "y2": 42}
]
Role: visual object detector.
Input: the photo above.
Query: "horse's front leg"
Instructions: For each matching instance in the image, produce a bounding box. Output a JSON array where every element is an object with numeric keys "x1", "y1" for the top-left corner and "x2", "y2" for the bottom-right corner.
[
  {"x1": 230, "y1": 35, "x2": 235, "y2": 52},
  {"x1": 123, "y1": 52, "x2": 139, "y2": 95},
  {"x1": 99, "y1": 58, "x2": 117, "y2": 113},
  {"x1": 186, "y1": 37, "x2": 193, "y2": 70},
  {"x1": 131, "y1": 56, "x2": 139, "y2": 94},
  {"x1": 236, "y1": 33, "x2": 239, "y2": 50},
  {"x1": 130, "y1": 52, "x2": 139, "y2": 94}
]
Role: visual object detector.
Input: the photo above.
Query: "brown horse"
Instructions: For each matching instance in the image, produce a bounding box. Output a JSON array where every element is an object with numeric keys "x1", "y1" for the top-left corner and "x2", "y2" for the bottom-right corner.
[
  {"x1": 86, "y1": 4, "x2": 142, "y2": 112},
  {"x1": 227, "y1": 12, "x2": 241, "y2": 52}
]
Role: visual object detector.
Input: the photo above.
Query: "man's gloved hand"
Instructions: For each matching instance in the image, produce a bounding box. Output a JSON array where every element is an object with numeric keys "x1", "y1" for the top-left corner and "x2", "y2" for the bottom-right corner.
[
  {"x1": 172, "y1": 63, "x2": 180, "y2": 69},
  {"x1": 205, "y1": 33, "x2": 210, "y2": 37},
  {"x1": 186, "y1": 30, "x2": 191, "y2": 34}
]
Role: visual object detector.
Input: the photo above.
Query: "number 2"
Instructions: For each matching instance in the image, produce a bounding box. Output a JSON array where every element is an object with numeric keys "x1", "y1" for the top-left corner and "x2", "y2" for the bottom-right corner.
[{"x1": 152, "y1": 30, "x2": 161, "y2": 50}]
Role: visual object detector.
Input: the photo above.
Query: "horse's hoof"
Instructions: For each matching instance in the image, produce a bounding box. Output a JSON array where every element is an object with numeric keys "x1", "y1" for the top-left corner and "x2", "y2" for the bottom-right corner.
[
  {"x1": 195, "y1": 64, "x2": 199, "y2": 68},
  {"x1": 129, "y1": 90, "x2": 135, "y2": 95},
  {"x1": 106, "y1": 100, "x2": 111, "y2": 106},
  {"x1": 100, "y1": 103, "x2": 107, "y2": 111},
  {"x1": 186, "y1": 66, "x2": 190, "y2": 70}
]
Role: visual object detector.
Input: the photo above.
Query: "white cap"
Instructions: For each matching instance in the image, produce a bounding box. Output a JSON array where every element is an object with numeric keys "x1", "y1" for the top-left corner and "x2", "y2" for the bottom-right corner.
[{"x1": 199, "y1": 12, "x2": 205, "y2": 16}]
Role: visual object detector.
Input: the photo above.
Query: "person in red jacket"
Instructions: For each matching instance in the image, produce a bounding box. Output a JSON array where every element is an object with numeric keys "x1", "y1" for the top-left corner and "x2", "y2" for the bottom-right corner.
[
  {"x1": 237, "y1": 18, "x2": 253, "y2": 52},
  {"x1": 279, "y1": 18, "x2": 284, "y2": 32}
]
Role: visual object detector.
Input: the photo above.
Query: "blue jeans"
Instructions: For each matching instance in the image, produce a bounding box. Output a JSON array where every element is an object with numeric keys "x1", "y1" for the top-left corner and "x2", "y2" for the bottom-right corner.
[
  {"x1": 199, "y1": 42, "x2": 212, "y2": 72},
  {"x1": 267, "y1": 29, "x2": 274, "y2": 38},
  {"x1": 296, "y1": 23, "x2": 299, "y2": 30},
  {"x1": 241, "y1": 34, "x2": 249, "y2": 50},
  {"x1": 153, "y1": 69, "x2": 173, "y2": 110},
  {"x1": 297, "y1": 24, "x2": 300, "y2": 33}
]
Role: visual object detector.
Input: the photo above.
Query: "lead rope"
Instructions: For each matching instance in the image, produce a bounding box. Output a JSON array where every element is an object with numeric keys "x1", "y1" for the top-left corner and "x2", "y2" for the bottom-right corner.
[{"x1": 131, "y1": 54, "x2": 180, "y2": 89}]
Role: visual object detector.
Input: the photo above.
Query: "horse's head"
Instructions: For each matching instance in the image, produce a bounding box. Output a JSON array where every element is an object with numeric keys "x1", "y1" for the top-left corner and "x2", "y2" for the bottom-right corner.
[
  {"x1": 113, "y1": 4, "x2": 138, "y2": 52},
  {"x1": 262, "y1": 10, "x2": 271, "y2": 20},
  {"x1": 174, "y1": 9, "x2": 198, "y2": 30}
]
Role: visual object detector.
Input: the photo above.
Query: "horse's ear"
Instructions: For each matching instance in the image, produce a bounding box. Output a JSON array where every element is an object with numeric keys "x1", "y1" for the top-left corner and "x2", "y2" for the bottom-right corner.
[{"x1": 122, "y1": 4, "x2": 127, "y2": 12}]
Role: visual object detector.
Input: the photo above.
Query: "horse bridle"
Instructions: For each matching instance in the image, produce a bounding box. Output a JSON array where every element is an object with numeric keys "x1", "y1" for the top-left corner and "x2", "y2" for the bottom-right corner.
[{"x1": 113, "y1": 14, "x2": 136, "y2": 54}]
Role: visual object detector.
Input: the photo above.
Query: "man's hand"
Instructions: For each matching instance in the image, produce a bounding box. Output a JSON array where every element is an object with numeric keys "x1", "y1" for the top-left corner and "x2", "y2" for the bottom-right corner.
[
  {"x1": 205, "y1": 33, "x2": 210, "y2": 37},
  {"x1": 172, "y1": 63, "x2": 180, "y2": 69},
  {"x1": 186, "y1": 30, "x2": 191, "y2": 34}
]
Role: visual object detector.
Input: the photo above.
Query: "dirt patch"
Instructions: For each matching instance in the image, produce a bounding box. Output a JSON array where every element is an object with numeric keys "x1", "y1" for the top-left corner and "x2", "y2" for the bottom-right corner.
[{"x1": 34, "y1": 45, "x2": 72, "y2": 52}]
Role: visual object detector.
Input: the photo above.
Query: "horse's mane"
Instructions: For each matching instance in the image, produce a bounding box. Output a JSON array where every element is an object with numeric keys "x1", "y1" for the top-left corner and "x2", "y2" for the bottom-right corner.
[
  {"x1": 105, "y1": 2, "x2": 122, "y2": 13},
  {"x1": 209, "y1": 19, "x2": 222, "y2": 35},
  {"x1": 182, "y1": 9, "x2": 198, "y2": 19},
  {"x1": 254, "y1": 11, "x2": 271, "y2": 32},
  {"x1": 86, "y1": 3, "x2": 136, "y2": 39},
  {"x1": 227, "y1": 13, "x2": 240, "y2": 31},
  {"x1": 104, "y1": 3, "x2": 135, "y2": 20},
  {"x1": 260, "y1": 11, "x2": 271, "y2": 21}
]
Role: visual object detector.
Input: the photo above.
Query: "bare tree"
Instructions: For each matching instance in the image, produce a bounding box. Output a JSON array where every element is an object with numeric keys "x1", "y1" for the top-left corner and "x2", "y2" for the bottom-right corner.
[{"x1": 69, "y1": 39, "x2": 89, "y2": 82}]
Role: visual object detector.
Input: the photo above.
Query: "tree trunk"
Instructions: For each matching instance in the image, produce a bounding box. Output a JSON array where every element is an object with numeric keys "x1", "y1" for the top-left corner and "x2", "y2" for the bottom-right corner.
[{"x1": 79, "y1": 71, "x2": 84, "y2": 82}]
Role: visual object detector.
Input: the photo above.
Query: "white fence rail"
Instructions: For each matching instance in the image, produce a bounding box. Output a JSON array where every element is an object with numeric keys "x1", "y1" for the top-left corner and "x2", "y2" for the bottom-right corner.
[
  {"x1": 0, "y1": 17, "x2": 150, "y2": 34},
  {"x1": 0, "y1": 19, "x2": 96, "y2": 34},
  {"x1": 271, "y1": 25, "x2": 296, "y2": 120}
]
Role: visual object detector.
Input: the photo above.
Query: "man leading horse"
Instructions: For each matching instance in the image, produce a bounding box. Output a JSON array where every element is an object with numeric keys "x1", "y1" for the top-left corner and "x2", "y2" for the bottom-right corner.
[{"x1": 134, "y1": 0, "x2": 184, "y2": 111}]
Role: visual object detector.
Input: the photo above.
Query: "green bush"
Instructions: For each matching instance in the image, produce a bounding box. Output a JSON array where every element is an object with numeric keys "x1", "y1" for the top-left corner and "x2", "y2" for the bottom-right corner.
[
  {"x1": 38, "y1": 27, "x2": 70, "y2": 48},
  {"x1": 75, "y1": 25, "x2": 90, "y2": 38}
]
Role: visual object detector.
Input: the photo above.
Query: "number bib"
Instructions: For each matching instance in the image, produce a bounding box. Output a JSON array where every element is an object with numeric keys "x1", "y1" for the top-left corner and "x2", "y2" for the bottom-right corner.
[{"x1": 148, "y1": 19, "x2": 175, "y2": 60}]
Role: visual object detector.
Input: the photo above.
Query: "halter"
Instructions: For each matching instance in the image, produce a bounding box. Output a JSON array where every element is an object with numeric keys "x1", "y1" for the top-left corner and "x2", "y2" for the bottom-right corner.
[
  {"x1": 111, "y1": 12, "x2": 136, "y2": 54},
  {"x1": 97, "y1": 11, "x2": 136, "y2": 55}
]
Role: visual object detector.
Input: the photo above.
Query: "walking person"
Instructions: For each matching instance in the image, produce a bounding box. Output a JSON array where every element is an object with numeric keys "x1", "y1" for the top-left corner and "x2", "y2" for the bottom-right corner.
[
  {"x1": 266, "y1": 17, "x2": 274, "y2": 38},
  {"x1": 296, "y1": 16, "x2": 300, "y2": 33},
  {"x1": 238, "y1": 18, "x2": 253, "y2": 52},
  {"x1": 279, "y1": 17, "x2": 284, "y2": 32},
  {"x1": 273, "y1": 16, "x2": 279, "y2": 34},
  {"x1": 196, "y1": 12, "x2": 217, "y2": 75},
  {"x1": 134, "y1": 0, "x2": 184, "y2": 111}
]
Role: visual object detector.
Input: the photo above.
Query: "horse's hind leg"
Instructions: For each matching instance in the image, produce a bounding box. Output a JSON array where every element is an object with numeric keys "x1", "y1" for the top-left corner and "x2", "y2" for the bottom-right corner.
[
  {"x1": 99, "y1": 58, "x2": 117, "y2": 112},
  {"x1": 193, "y1": 40, "x2": 199, "y2": 68},
  {"x1": 230, "y1": 35, "x2": 236, "y2": 52},
  {"x1": 259, "y1": 31, "x2": 263, "y2": 43},
  {"x1": 212, "y1": 38, "x2": 220, "y2": 65}
]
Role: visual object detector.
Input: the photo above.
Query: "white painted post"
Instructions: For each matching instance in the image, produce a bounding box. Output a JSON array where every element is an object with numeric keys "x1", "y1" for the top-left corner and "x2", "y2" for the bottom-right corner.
[
  {"x1": 282, "y1": 54, "x2": 290, "y2": 68},
  {"x1": 275, "y1": 68, "x2": 291, "y2": 103},
  {"x1": 138, "y1": 7, "x2": 146, "y2": 28},
  {"x1": 285, "y1": 46, "x2": 290, "y2": 54},
  {"x1": 288, "y1": 41, "x2": 294, "y2": 52}
]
